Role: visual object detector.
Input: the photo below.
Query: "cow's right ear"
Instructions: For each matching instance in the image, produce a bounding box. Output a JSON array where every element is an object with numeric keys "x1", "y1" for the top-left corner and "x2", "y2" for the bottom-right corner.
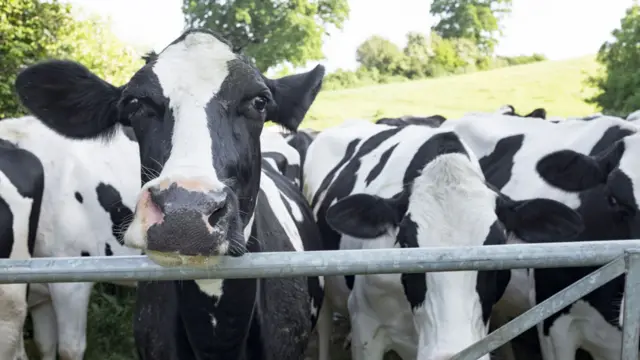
[
  {"x1": 15, "y1": 60, "x2": 123, "y2": 140},
  {"x1": 326, "y1": 193, "x2": 406, "y2": 239}
]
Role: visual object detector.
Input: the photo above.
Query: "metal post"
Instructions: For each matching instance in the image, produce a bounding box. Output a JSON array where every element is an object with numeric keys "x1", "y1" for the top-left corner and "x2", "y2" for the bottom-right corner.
[
  {"x1": 451, "y1": 256, "x2": 627, "y2": 360},
  {"x1": 0, "y1": 240, "x2": 637, "y2": 283},
  {"x1": 621, "y1": 251, "x2": 640, "y2": 360}
]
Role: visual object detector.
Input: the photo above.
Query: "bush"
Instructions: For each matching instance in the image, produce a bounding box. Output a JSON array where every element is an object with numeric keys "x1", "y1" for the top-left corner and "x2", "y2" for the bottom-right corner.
[{"x1": 586, "y1": 4, "x2": 640, "y2": 114}]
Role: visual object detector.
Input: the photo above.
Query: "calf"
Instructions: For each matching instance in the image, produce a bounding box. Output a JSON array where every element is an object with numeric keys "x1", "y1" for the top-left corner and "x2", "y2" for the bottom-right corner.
[
  {"x1": 0, "y1": 116, "x2": 141, "y2": 360},
  {"x1": 375, "y1": 114, "x2": 446, "y2": 127},
  {"x1": 303, "y1": 121, "x2": 582, "y2": 360},
  {"x1": 441, "y1": 114, "x2": 640, "y2": 360},
  {"x1": 15, "y1": 29, "x2": 326, "y2": 360},
  {"x1": 0, "y1": 132, "x2": 44, "y2": 360}
]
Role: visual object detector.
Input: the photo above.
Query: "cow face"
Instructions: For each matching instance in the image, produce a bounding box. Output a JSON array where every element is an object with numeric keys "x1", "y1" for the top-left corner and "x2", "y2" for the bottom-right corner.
[
  {"x1": 15, "y1": 29, "x2": 324, "y2": 265},
  {"x1": 536, "y1": 133, "x2": 640, "y2": 242},
  {"x1": 325, "y1": 153, "x2": 582, "y2": 359}
]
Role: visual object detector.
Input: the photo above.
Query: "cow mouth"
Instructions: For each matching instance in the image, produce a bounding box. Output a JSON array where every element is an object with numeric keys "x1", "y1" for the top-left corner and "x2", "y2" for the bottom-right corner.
[{"x1": 146, "y1": 250, "x2": 226, "y2": 268}]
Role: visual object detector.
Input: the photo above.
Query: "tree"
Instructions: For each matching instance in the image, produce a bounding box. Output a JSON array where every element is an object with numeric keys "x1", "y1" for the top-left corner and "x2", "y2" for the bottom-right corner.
[
  {"x1": 430, "y1": 0, "x2": 512, "y2": 55},
  {"x1": 587, "y1": 4, "x2": 640, "y2": 115},
  {"x1": 182, "y1": 0, "x2": 350, "y2": 72},
  {"x1": 0, "y1": 0, "x2": 143, "y2": 119},
  {"x1": 356, "y1": 35, "x2": 405, "y2": 75}
]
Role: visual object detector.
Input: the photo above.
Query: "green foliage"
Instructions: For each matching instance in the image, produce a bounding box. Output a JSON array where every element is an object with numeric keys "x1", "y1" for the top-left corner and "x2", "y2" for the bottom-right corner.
[
  {"x1": 182, "y1": 0, "x2": 349, "y2": 72},
  {"x1": 355, "y1": 35, "x2": 405, "y2": 76},
  {"x1": 430, "y1": 0, "x2": 512, "y2": 54},
  {"x1": 0, "y1": 0, "x2": 143, "y2": 119},
  {"x1": 329, "y1": 30, "x2": 544, "y2": 91},
  {"x1": 586, "y1": 4, "x2": 640, "y2": 115}
]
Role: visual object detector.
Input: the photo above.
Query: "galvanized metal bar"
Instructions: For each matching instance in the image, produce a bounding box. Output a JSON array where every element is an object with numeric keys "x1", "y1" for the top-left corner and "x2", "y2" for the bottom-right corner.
[
  {"x1": 621, "y1": 251, "x2": 640, "y2": 360},
  {"x1": 0, "y1": 240, "x2": 636, "y2": 283},
  {"x1": 451, "y1": 256, "x2": 627, "y2": 360}
]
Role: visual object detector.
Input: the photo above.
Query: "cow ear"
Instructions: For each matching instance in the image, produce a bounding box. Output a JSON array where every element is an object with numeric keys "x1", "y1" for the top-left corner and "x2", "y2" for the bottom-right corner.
[
  {"x1": 496, "y1": 196, "x2": 583, "y2": 243},
  {"x1": 15, "y1": 60, "x2": 123, "y2": 140},
  {"x1": 525, "y1": 108, "x2": 546, "y2": 119},
  {"x1": 535, "y1": 142, "x2": 623, "y2": 192},
  {"x1": 265, "y1": 65, "x2": 325, "y2": 132},
  {"x1": 326, "y1": 193, "x2": 404, "y2": 239}
]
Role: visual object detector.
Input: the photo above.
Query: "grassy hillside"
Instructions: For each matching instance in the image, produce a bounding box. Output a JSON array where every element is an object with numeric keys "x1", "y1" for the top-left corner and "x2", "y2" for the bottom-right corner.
[{"x1": 303, "y1": 55, "x2": 601, "y2": 129}]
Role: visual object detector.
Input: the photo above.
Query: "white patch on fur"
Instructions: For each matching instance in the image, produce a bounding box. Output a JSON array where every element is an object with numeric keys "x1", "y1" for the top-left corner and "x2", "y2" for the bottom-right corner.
[
  {"x1": 541, "y1": 301, "x2": 622, "y2": 360},
  {"x1": 0, "y1": 168, "x2": 33, "y2": 359},
  {"x1": 124, "y1": 32, "x2": 237, "y2": 249},
  {"x1": 408, "y1": 154, "x2": 494, "y2": 360},
  {"x1": 260, "y1": 170, "x2": 304, "y2": 252}
]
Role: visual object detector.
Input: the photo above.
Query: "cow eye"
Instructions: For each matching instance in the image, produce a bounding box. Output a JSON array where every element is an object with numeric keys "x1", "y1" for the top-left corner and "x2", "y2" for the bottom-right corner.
[
  {"x1": 123, "y1": 98, "x2": 142, "y2": 118},
  {"x1": 251, "y1": 96, "x2": 269, "y2": 113}
]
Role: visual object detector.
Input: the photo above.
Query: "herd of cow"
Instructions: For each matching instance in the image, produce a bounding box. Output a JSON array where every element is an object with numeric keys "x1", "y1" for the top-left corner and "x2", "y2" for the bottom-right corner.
[{"x1": 0, "y1": 28, "x2": 638, "y2": 360}]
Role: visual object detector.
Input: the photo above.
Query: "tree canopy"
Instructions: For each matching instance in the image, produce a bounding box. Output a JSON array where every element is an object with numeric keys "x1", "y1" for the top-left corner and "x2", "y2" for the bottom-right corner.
[
  {"x1": 587, "y1": 4, "x2": 640, "y2": 115},
  {"x1": 182, "y1": 0, "x2": 350, "y2": 72},
  {"x1": 430, "y1": 0, "x2": 512, "y2": 55},
  {"x1": 0, "y1": 0, "x2": 143, "y2": 119}
]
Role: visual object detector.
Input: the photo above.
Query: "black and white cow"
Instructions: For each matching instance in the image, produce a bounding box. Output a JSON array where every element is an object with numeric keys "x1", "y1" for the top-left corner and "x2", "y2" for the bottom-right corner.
[
  {"x1": 283, "y1": 128, "x2": 319, "y2": 168},
  {"x1": 15, "y1": 29, "x2": 326, "y2": 360},
  {"x1": 375, "y1": 115, "x2": 447, "y2": 128},
  {"x1": 441, "y1": 113, "x2": 640, "y2": 360},
  {"x1": 0, "y1": 131, "x2": 44, "y2": 360},
  {"x1": 0, "y1": 116, "x2": 140, "y2": 360},
  {"x1": 303, "y1": 120, "x2": 583, "y2": 360}
]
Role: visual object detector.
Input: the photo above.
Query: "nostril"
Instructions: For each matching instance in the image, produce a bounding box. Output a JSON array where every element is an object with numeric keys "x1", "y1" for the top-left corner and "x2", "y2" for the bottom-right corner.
[
  {"x1": 206, "y1": 191, "x2": 228, "y2": 227},
  {"x1": 147, "y1": 187, "x2": 165, "y2": 213},
  {"x1": 207, "y1": 204, "x2": 226, "y2": 228}
]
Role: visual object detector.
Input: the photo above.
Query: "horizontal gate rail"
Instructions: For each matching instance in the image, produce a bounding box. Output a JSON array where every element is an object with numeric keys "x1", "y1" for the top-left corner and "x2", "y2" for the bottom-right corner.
[
  {"x1": 0, "y1": 240, "x2": 639, "y2": 283},
  {"x1": 451, "y1": 254, "x2": 628, "y2": 360}
]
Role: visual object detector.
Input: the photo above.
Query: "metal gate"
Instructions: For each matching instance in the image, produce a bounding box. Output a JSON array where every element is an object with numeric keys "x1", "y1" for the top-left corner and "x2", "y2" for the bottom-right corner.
[{"x1": 2, "y1": 239, "x2": 639, "y2": 360}]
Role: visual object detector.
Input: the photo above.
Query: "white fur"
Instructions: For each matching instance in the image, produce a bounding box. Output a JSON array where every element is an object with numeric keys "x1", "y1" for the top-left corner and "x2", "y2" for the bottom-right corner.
[
  {"x1": 124, "y1": 32, "x2": 236, "y2": 253},
  {"x1": 305, "y1": 122, "x2": 497, "y2": 360},
  {"x1": 0, "y1": 168, "x2": 35, "y2": 360},
  {"x1": 0, "y1": 116, "x2": 141, "y2": 360}
]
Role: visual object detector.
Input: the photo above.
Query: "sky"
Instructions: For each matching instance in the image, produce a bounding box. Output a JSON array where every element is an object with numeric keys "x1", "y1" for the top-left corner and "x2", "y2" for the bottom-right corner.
[{"x1": 67, "y1": 0, "x2": 635, "y2": 73}]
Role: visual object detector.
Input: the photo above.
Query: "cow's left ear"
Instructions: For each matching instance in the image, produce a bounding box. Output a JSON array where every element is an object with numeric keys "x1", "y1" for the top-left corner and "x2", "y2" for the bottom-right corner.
[
  {"x1": 496, "y1": 196, "x2": 584, "y2": 243},
  {"x1": 265, "y1": 65, "x2": 325, "y2": 131}
]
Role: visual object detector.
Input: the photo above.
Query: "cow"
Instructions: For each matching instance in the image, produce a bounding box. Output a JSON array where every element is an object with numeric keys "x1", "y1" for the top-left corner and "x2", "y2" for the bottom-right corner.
[
  {"x1": 14, "y1": 29, "x2": 327, "y2": 360},
  {"x1": 283, "y1": 128, "x2": 319, "y2": 167},
  {"x1": 375, "y1": 115, "x2": 447, "y2": 128},
  {"x1": 302, "y1": 120, "x2": 583, "y2": 360},
  {"x1": 0, "y1": 116, "x2": 140, "y2": 360},
  {"x1": 0, "y1": 130, "x2": 44, "y2": 360},
  {"x1": 260, "y1": 129, "x2": 303, "y2": 187},
  {"x1": 440, "y1": 113, "x2": 640, "y2": 360}
]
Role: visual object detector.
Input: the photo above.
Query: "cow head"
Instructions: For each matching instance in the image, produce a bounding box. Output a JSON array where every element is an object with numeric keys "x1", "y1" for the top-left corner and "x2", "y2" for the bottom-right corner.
[
  {"x1": 536, "y1": 133, "x2": 640, "y2": 241},
  {"x1": 15, "y1": 29, "x2": 324, "y2": 265},
  {"x1": 324, "y1": 150, "x2": 582, "y2": 360}
]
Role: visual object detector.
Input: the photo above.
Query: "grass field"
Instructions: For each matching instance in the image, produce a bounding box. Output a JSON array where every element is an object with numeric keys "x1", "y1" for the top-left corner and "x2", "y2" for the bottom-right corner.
[
  {"x1": 24, "y1": 55, "x2": 601, "y2": 360},
  {"x1": 303, "y1": 55, "x2": 601, "y2": 129}
]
